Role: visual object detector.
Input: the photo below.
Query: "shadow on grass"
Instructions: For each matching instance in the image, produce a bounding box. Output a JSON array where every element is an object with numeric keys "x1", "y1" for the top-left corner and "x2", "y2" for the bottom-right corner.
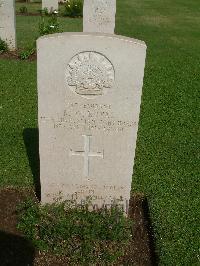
[
  {"x1": 23, "y1": 128, "x2": 41, "y2": 201},
  {"x1": 0, "y1": 230, "x2": 35, "y2": 266},
  {"x1": 142, "y1": 197, "x2": 158, "y2": 266},
  {"x1": 129, "y1": 194, "x2": 158, "y2": 266}
]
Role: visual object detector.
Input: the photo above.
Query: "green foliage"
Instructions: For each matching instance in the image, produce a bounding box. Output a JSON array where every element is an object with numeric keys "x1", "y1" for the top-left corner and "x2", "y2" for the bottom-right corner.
[
  {"x1": 38, "y1": 12, "x2": 61, "y2": 36},
  {"x1": 18, "y1": 11, "x2": 61, "y2": 60},
  {"x1": 0, "y1": 38, "x2": 8, "y2": 53},
  {"x1": 19, "y1": 47, "x2": 35, "y2": 60},
  {"x1": 19, "y1": 6, "x2": 28, "y2": 14},
  {"x1": 63, "y1": 0, "x2": 83, "y2": 17},
  {"x1": 39, "y1": 7, "x2": 49, "y2": 16},
  {"x1": 17, "y1": 199, "x2": 132, "y2": 264}
]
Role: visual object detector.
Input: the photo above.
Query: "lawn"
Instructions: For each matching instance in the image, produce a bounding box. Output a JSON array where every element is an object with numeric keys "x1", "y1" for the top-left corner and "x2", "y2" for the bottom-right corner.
[
  {"x1": 1, "y1": 0, "x2": 200, "y2": 265},
  {"x1": 16, "y1": 2, "x2": 42, "y2": 13},
  {"x1": 16, "y1": 1, "x2": 67, "y2": 15},
  {"x1": 16, "y1": 15, "x2": 82, "y2": 49}
]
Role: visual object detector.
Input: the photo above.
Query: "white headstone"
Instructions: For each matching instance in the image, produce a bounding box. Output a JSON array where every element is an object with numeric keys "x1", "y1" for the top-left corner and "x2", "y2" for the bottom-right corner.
[
  {"x1": 37, "y1": 33, "x2": 146, "y2": 213},
  {"x1": 0, "y1": 0, "x2": 16, "y2": 50},
  {"x1": 83, "y1": 0, "x2": 116, "y2": 34},
  {"x1": 42, "y1": 0, "x2": 58, "y2": 12}
]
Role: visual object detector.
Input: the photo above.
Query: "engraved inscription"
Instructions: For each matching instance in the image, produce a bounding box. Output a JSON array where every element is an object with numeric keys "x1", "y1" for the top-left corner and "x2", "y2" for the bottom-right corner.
[
  {"x1": 45, "y1": 183, "x2": 129, "y2": 213},
  {"x1": 66, "y1": 52, "x2": 115, "y2": 99},
  {"x1": 69, "y1": 135, "x2": 104, "y2": 177},
  {"x1": 41, "y1": 103, "x2": 137, "y2": 132},
  {"x1": 92, "y1": 1, "x2": 111, "y2": 26}
]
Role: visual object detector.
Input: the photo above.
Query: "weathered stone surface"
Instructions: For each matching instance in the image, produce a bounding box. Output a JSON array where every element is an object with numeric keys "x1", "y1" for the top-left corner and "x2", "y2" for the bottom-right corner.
[
  {"x1": 83, "y1": 0, "x2": 116, "y2": 34},
  {"x1": 37, "y1": 33, "x2": 146, "y2": 213},
  {"x1": 42, "y1": 0, "x2": 58, "y2": 12},
  {"x1": 0, "y1": 0, "x2": 16, "y2": 50}
]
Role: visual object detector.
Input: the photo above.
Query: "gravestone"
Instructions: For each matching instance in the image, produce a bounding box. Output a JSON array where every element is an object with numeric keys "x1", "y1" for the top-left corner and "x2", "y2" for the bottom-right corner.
[
  {"x1": 0, "y1": 0, "x2": 16, "y2": 50},
  {"x1": 42, "y1": 0, "x2": 58, "y2": 13},
  {"x1": 83, "y1": 0, "x2": 116, "y2": 34},
  {"x1": 37, "y1": 32, "x2": 146, "y2": 213}
]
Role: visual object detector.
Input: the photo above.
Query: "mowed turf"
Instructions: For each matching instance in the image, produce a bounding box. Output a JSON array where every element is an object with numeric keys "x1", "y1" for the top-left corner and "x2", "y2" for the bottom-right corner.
[
  {"x1": 1, "y1": 0, "x2": 200, "y2": 265},
  {"x1": 16, "y1": 1, "x2": 67, "y2": 15},
  {"x1": 17, "y1": 15, "x2": 82, "y2": 49}
]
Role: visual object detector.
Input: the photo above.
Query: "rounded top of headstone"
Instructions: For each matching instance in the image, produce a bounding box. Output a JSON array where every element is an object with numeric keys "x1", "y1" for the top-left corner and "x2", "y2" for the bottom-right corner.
[{"x1": 37, "y1": 32, "x2": 147, "y2": 48}]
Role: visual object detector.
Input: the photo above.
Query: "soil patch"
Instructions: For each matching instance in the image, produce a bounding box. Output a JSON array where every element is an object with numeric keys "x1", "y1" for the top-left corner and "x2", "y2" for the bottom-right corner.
[
  {"x1": 0, "y1": 188, "x2": 156, "y2": 265},
  {"x1": 0, "y1": 51, "x2": 36, "y2": 61},
  {"x1": 16, "y1": 12, "x2": 42, "y2": 16},
  {"x1": 16, "y1": 13, "x2": 82, "y2": 19}
]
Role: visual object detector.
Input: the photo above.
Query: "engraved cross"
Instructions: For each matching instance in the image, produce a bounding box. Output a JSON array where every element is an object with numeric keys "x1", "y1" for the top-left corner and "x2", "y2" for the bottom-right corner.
[{"x1": 69, "y1": 135, "x2": 104, "y2": 177}]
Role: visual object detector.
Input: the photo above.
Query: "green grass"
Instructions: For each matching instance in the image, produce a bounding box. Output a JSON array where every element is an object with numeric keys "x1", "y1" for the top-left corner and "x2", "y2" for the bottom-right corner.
[
  {"x1": 1, "y1": 0, "x2": 200, "y2": 265},
  {"x1": 16, "y1": 16, "x2": 82, "y2": 49},
  {"x1": 15, "y1": 1, "x2": 77, "y2": 16},
  {"x1": 0, "y1": 59, "x2": 37, "y2": 186},
  {"x1": 16, "y1": 2, "x2": 42, "y2": 14}
]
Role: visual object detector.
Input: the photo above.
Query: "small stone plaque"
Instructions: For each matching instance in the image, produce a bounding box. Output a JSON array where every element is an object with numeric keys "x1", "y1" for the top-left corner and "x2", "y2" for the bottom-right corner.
[
  {"x1": 83, "y1": 0, "x2": 116, "y2": 34},
  {"x1": 0, "y1": 0, "x2": 16, "y2": 50},
  {"x1": 37, "y1": 33, "x2": 146, "y2": 213}
]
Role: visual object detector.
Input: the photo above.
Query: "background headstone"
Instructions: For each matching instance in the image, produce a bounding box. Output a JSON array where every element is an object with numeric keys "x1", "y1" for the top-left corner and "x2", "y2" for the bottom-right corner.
[
  {"x1": 83, "y1": 0, "x2": 116, "y2": 34},
  {"x1": 0, "y1": 0, "x2": 16, "y2": 50},
  {"x1": 37, "y1": 33, "x2": 146, "y2": 213},
  {"x1": 42, "y1": 0, "x2": 58, "y2": 12}
]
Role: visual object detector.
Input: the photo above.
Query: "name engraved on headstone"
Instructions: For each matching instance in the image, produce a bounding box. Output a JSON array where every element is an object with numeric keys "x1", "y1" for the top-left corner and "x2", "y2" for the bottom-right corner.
[{"x1": 41, "y1": 102, "x2": 138, "y2": 132}]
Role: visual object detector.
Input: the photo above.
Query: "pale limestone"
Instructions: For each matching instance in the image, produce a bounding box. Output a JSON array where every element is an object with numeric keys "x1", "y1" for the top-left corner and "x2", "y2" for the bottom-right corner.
[
  {"x1": 0, "y1": 0, "x2": 16, "y2": 50},
  {"x1": 42, "y1": 0, "x2": 58, "y2": 12},
  {"x1": 37, "y1": 32, "x2": 146, "y2": 213},
  {"x1": 83, "y1": 0, "x2": 116, "y2": 34}
]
